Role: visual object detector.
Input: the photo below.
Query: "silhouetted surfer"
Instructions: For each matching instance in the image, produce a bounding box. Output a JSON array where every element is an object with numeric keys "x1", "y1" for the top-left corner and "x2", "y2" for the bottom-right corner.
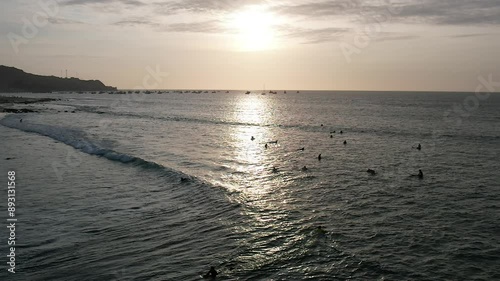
[
  {"x1": 367, "y1": 169, "x2": 376, "y2": 175},
  {"x1": 343, "y1": 140, "x2": 347, "y2": 145},
  {"x1": 298, "y1": 147, "x2": 305, "y2": 151},
  {"x1": 417, "y1": 144, "x2": 421, "y2": 150},
  {"x1": 330, "y1": 134, "x2": 333, "y2": 138},
  {"x1": 268, "y1": 140, "x2": 278, "y2": 144},
  {"x1": 265, "y1": 143, "x2": 268, "y2": 149},
  {"x1": 316, "y1": 226, "x2": 327, "y2": 235},
  {"x1": 203, "y1": 267, "x2": 218, "y2": 279},
  {"x1": 301, "y1": 166, "x2": 308, "y2": 171},
  {"x1": 272, "y1": 166, "x2": 278, "y2": 173},
  {"x1": 318, "y1": 154, "x2": 322, "y2": 161},
  {"x1": 20, "y1": 119, "x2": 22, "y2": 123},
  {"x1": 418, "y1": 169, "x2": 423, "y2": 179},
  {"x1": 251, "y1": 136, "x2": 255, "y2": 141},
  {"x1": 340, "y1": 130, "x2": 343, "y2": 134},
  {"x1": 410, "y1": 169, "x2": 424, "y2": 179}
]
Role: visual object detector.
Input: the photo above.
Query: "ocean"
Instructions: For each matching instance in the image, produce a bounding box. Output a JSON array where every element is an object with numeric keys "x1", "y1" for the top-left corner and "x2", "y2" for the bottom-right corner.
[{"x1": 1, "y1": 91, "x2": 499, "y2": 280}]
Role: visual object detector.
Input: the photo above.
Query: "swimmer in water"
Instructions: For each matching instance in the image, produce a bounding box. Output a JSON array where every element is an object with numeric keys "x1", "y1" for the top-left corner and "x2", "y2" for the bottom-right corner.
[
  {"x1": 410, "y1": 169, "x2": 424, "y2": 179},
  {"x1": 316, "y1": 226, "x2": 327, "y2": 234},
  {"x1": 203, "y1": 267, "x2": 218, "y2": 279},
  {"x1": 418, "y1": 169, "x2": 423, "y2": 179}
]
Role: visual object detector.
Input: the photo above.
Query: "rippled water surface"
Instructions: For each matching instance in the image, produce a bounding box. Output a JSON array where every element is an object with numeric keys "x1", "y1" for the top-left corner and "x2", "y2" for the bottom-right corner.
[{"x1": 1, "y1": 91, "x2": 499, "y2": 280}]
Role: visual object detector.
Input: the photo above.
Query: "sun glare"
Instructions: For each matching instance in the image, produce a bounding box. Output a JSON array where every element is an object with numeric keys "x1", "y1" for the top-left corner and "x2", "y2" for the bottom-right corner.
[{"x1": 227, "y1": 5, "x2": 278, "y2": 51}]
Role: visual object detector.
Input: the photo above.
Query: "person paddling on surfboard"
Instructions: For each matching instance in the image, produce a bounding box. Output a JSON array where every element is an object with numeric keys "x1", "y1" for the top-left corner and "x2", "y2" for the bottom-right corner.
[
  {"x1": 410, "y1": 169, "x2": 424, "y2": 179},
  {"x1": 203, "y1": 266, "x2": 218, "y2": 279}
]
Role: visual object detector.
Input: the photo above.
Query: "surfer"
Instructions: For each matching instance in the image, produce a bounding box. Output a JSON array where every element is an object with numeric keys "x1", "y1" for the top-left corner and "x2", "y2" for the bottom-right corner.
[
  {"x1": 418, "y1": 169, "x2": 423, "y2": 179},
  {"x1": 340, "y1": 130, "x2": 343, "y2": 134},
  {"x1": 318, "y1": 154, "x2": 322, "y2": 161},
  {"x1": 20, "y1": 119, "x2": 22, "y2": 123},
  {"x1": 272, "y1": 166, "x2": 278, "y2": 173},
  {"x1": 301, "y1": 166, "x2": 308, "y2": 171},
  {"x1": 265, "y1": 143, "x2": 268, "y2": 149},
  {"x1": 417, "y1": 143, "x2": 421, "y2": 150},
  {"x1": 203, "y1": 267, "x2": 218, "y2": 279},
  {"x1": 316, "y1": 226, "x2": 327, "y2": 235},
  {"x1": 330, "y1": 134, "x2": 333, "y2": 138},
  {"x1": 298, "y1": 147, "x2": 305, "y2": 151},
  {"x1": 343, "y1": 140, "x2": 347, "y2": 145},
  {"x1": 410, "y1": 169, "x2": 424, "y2": 179},
  {"x1": 367, "y1": 169, "x2": 376, "y2": 175},
  {"x1": 251, "y1": 136, "x2": 255, "y2": 141},
  {"x1": 268, "y1": 140, "x2": 278, "y2": 144}
]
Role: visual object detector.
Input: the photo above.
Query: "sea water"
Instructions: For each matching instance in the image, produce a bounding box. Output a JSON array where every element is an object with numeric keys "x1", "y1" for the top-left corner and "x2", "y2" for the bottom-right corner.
[{"x1": 0, "y1": 91, "x2": 499, "y2": 280}]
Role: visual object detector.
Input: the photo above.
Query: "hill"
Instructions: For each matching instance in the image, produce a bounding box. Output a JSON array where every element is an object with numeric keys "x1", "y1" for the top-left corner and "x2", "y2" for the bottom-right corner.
[{"x1": 0, "y1": 65, "x2": 117, "y2": 92}]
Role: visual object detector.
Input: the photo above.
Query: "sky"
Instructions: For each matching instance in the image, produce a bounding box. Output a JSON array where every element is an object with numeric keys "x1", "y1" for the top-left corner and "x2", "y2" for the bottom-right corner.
[{"x1": 0, "y1": 0, "x2": 499, "y2": 91}]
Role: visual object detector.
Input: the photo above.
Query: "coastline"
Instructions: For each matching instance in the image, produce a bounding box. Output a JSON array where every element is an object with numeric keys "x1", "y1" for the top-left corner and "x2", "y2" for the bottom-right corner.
[{"x1": 0, "y1": 96, "x2": 59, "y2": 113}]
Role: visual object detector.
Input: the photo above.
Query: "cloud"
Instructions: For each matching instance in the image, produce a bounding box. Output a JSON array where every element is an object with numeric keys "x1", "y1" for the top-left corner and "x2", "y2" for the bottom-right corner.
[
  {"x1": 375, "y1": 34, "x2": 419, "y2": 42},
  {"x1": 62, "y1": 0, "x2": 145, "y2": 6},
  {"x1": 279, "y1": 26, "x2": 349, "y2": 44},
  {"x1": 272, "y1": 0, "x2": 500, "y2": 26},
  {"x1": 113, "y1": 18, "x2": 226, "y2": 34},
  {"x1": 448, "y1": 33, "x2": 493, "y2": 38},
  {"x1": 113, "y1": 19, "x2": 158, "y2": 27},
  {"x1": 47, "y1": 17, "x2": 84, "y2": 25},
  {"x1": 161, "y1": 0, "x2": 266, "y2": 13},
  {"x1": 165, "y1": 20, "x2": 226, "y2": 33}
]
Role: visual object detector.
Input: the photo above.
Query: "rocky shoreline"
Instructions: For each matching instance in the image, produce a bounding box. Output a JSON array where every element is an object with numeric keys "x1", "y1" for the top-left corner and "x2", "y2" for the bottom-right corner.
[{"x1": 0, "y1": 96, "x2": 59, "y2": 113}]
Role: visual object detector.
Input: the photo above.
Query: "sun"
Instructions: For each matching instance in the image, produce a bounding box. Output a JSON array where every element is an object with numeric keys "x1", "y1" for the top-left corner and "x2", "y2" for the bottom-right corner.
[{"x1": 226, "y1": 5, "x2": 278, "y2": 51}]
